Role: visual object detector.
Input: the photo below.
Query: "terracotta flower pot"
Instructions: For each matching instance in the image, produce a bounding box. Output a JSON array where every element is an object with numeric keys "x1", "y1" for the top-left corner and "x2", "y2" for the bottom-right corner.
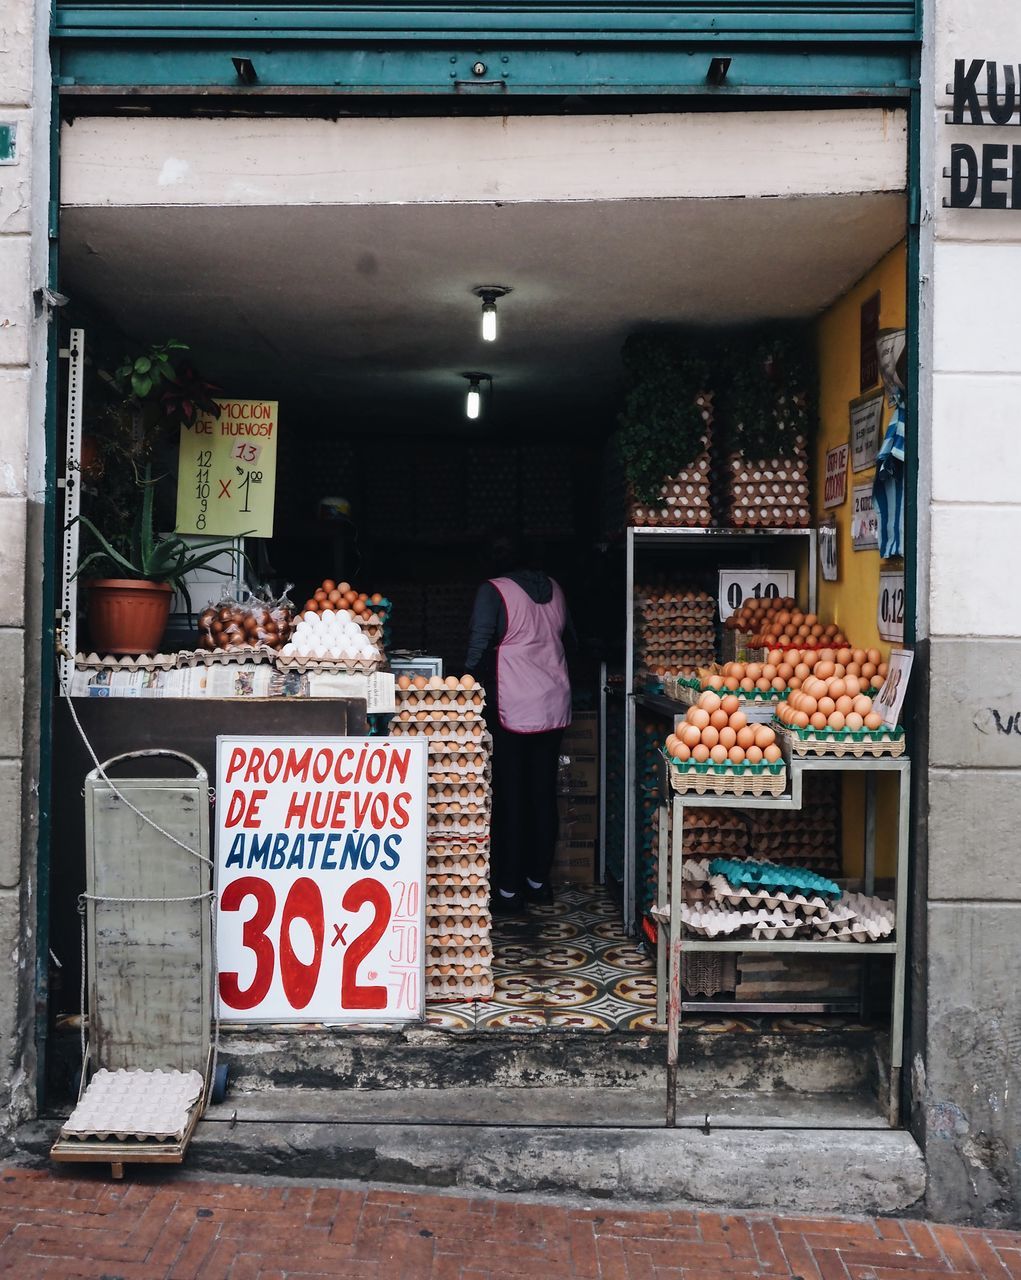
[{"x1": 85, "y1": 578, "x2": 173, "y2": 655}]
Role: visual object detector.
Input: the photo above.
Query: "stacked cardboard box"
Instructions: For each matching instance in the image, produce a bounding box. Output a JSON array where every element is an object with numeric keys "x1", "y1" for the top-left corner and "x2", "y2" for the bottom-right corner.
[
  {"x1": 554, "y1": 711, "x2": 599, "y2": 883},
  {"x1": 389, "y1": 676, "x2": 494, "y2": 1000}
]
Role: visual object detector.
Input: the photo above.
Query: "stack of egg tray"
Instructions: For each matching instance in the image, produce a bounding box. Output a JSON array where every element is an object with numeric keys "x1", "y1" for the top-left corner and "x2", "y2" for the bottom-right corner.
[
  {"x1": 392, "y1": 684, "x2": 494, "y2": 1000},
  {"x1": 746, "y1": 773, "x2": 840, "y2": 876},
  {"x1": 635, "y1": 585, "x2": 716, "y2": 682},
  {"x1": 628, "y1": 394, "x2": 716, "y2": 529},
  {"x1": 726, "y1": 438, "x2": 812, "y2": 528}
]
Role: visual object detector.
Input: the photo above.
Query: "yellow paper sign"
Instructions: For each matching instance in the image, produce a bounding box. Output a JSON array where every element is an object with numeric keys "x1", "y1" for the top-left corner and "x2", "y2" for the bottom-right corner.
[{"x1": 176, "y1": 399, "x2": 278, "y2": 537}]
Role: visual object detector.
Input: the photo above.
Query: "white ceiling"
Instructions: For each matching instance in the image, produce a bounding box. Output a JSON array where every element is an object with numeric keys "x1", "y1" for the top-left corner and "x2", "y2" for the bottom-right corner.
[{"x1": 61, "y1": 193, "x2": 906, "y2": 428}]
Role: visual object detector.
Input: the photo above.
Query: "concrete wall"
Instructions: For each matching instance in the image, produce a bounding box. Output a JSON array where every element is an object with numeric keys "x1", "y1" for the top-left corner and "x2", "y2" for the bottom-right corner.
[
  {"x1": 0, "y1": 0, "x2": 48, "y2": 1143},
  {"x1": 920, "y1": 0, "x2": 1021, "y2": 1226}
]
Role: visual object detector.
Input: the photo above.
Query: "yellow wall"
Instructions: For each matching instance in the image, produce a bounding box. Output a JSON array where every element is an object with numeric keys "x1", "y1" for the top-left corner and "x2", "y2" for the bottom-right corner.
[
  {"x1": 814, "y1": 242, "x2": 906, "y2": 881},
  {"x1": 814, "y1": 241, "x2": 906, "y2": 658}
]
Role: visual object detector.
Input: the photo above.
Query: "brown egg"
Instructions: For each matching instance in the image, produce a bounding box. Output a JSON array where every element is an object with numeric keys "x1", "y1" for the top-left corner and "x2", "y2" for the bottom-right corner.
[
  {"x1": 827, "y1": 711, "x2": 846, "y2": 731},
  {"x1": 745, "y1": 744, "x2": 764, "y2": 764},
  {"x1": 700, "y1": 691, "x2": 722, "y2": 712},
  {"x1": 845, "y1": 712, "x2": 864, "y2": 731},
  {"x1": 763, "y1": 744, "x2": 782, "y2": 763},
  {"x1": 835, "y1": 695, "x2": 854, "y2": 715},
  {"x1": 810, "y1": 711, "x2": 828, "y2": 730},
  {"x1": 681, "y1": 724, "x2": 702, "y2": 749},
  {"x1": 793, "y1": 711, "x2": 811, "y2": 729},
  {"x1": 692, "y1": 743, "x2": 711, "y2": 763},
  {"x1": 864, "y1": 712, "x2": 884, "y2": 730},
  {"x1": 736, "y1": 726, "x2": 756, "y2": 749},
  {"x1": 727, "y1": 745, "x2": 746, "y2": 765},
  {"x1": 710, "y1": 708, "x2": 729, "y2": 730},
  {"x1": 709, "y1": 744, "x2": 729, "y2": 764},
  {"x1": 688, "y1": 708, "x2": 711, "y2": 729},
  {"x1": 674, "y1": 742, "x2": 691, "y2": 762},
  {"x1": 719, "y1": 726, "x2": 737, "y2": 749},
  {"x1": 701, "y1": 726, "x2": 720, "y2": 748}
]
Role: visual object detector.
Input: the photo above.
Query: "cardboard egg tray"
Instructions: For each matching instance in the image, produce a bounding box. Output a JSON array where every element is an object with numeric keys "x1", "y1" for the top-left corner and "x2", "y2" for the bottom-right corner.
[
  {"x1": 276, "y1": 652, "x2": 383, "y2": 674},
  {"x1": 427, "y1": 913, "x2": 492, "y2": 947},
  {"x1": 427, "y1": 737, "x2": 492, "y2": 757},
  {"x1": 426, "y1": 944, "x2": 493, "y2": 975},
  {"x1": 59, "y1": 1068, "x2": 205, "y2": 1142},
  {"x1": 429, "y1": 767, "x2": 492, "y2": 786},
  {"x1": 708, "y1": 875, "x2": 831, "y2": 915},
  {"x1": 426, "y1": 879, "x2": 489, "y2": 909},
  {"x1": 429, "y1": 780, "x2": 490, "y2": 799},
  {"x1": 391, "y1": 724, "x2": 488, "y2": 744},
  {"x1": 395, "y1": 683, "x2": 485, "y2": 706},
  {"x1": 426, "y1": 971, "x2": 495, "y2": 1001},
  {"x1": 775, "y1": 722, "x2": 906, "y2": 759},
  {"x1": 428, "y1": 852, "x2": 489, "y2": 879},
  {"x1": 667, "y1": 759, "x2": 787, "y2": 797},
  {"x1": 392, "y1": 710, "x2": 484, "y2": 728},
  {"x1": 427, "y1": 816, "x2": 490, "y2": 838}
]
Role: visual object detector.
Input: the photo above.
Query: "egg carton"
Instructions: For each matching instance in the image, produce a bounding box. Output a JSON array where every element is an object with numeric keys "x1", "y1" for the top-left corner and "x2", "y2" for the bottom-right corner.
[
  {"x1": 667, "y1": 760, "x2": 787, "y2": 797},
  {"x1": 775, "y1": 722, "x2": 906, "y2": 759},
  {"x1": 75, "y1": 651, "x2": 183, "y2": 672},
  {"x1": 709, "y1": 858, "x2": 841, "y2": 899},
  {"x1": 427, "y1": 917, "x2": 492, "y2": 947},
  {"x1": 708, "y1": 875, "x2": 832, "y2": 916},
  {"x1": 681, "y1": 858, "x2": 711, "y2": 884},
  {"x1": 426, "y1": 971, "x2": 495, "y2": 1001},
  {"x1": 275, "y1": 653, "x2": 383, "y2": 674},
  {"x1": 820, "y1": 893, "x2": 895, "y2": 941},
  {"x1": 393, "y1": 724, "x2": 488, "y2": 744},
  {"x1": 428, "y1": 768, "x2": 493, "y2": 787},
  {"x1": 60, "y1": 1068, "x2": 205, "y2": 1142},
  {"x1": 429, "y1": 780, "x2": 490, "y2": 797},
  {"x1": 428, "y1": 855, "x2": 489, "y2": 880},
  {"x1": 396, "y1": 683, "x2": 485, "y2": 704},
  {"x1": 425, "y1": 838, "x2": 489, "y2": 858},
  {"x1": 427, "y1": 736, "x2": 492, "y2": 756},
  {"x1": 427, "y1": 818, "x2": 491, "y2": 839},
  {"x1": 392, "y1": 709, "x2": 484, "y2": 726},
  {"x1": 184, "y1": 646, "x2": 281, "y2": 667},
  {"x1": 811, "y1": 901, "x2": 860, "y2": 932},
  {"x1": 678, "y1": 904, "x2": 746, "y2": 938},
  {"x1": 426, "y1": 880, "x2": 489, "y2": 909}
]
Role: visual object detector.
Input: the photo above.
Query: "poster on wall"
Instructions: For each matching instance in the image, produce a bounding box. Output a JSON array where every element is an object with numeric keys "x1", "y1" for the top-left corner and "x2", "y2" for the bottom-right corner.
[
  {"x1": 849, "y1": 392, "x2": 885, "y2": 473},
  {"x1": 215, "y1": 736, "x2": 427, "y2": 1024},
  {"x1": 823, "y1": 444, "x2": 849, "y2": 509},
  {"x1": 851, "y1": 485, "x2": 879, "y2": 551},
  {"x1": 877, "y1": 569, "x2": 905, "y2": 644},
  {"x1": 860, "y1": 292, "x2": 880, "y2": 391},
  {"x1": 176, "y1": 399, "x2": 279, "y2": 537},
  {"x1": 819, "y1": 518, "x2": 839, "y2": 582}
]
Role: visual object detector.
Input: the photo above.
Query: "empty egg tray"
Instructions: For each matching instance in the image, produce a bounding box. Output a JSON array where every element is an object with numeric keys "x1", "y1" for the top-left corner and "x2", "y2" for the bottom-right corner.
[
  {"x1": 426, "y1": 971, "x2": 495, "y2": 1001},
  {"x1": 708, "y1": 858, "x2": 840, "y2": 899}
]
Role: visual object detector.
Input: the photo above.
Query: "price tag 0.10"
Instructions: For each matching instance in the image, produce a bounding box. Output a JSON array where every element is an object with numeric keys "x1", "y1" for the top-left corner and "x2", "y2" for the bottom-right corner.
[{"x1": 718, "y1": 569, "x2": 796, "y2": 621}]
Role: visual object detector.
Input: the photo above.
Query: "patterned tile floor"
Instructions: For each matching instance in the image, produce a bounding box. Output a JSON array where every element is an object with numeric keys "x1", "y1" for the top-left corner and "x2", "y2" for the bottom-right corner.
[{"x1": 426, "y1": 884, "x2": 661, "y2": 1033}]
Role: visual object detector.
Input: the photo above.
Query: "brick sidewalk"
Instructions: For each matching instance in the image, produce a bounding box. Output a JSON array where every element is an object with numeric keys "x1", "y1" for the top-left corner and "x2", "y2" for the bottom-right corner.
[{"x1": 0, "y1": 1167, "x2": 1018, "y2": 1279}]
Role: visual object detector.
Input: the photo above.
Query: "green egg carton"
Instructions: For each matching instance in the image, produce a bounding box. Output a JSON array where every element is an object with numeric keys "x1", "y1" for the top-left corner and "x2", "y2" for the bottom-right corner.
[
  {"x1": 662, "y1": 752, "x2": 786, "y2": 797},
  {"x1": 708, "y1": 858, "x2": 840, "y2": 899},
  {"x1": 772, "y1": 720, "x2": 906, "y2": 759}
]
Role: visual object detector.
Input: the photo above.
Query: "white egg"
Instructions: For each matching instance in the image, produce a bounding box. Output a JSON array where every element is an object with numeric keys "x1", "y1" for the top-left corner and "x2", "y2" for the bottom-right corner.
[
  {"x1": 296, "y1": 642, "x2": 310, "y2": 657},
  {"x1": 281, "y1": 643, "x2": 295, "y2": 656},
  {"x1": 321, "y1": 609, "x2": 335, "y2": 622},
  {"x1": 303, "y1": 610, "x2": 318, "y2": 624},
  {"x1": 338, "y1": 609, "x2": 351, "y2": 621}
]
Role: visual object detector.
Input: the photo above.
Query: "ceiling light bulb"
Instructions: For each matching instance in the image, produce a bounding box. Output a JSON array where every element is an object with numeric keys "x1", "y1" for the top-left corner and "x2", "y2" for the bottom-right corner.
[
  {"x1": 466, "y1": 382, "x2": 481, "y2": 420},
  {"x1": 481, "y1": 299, "x2": 497, "y2": 342}
]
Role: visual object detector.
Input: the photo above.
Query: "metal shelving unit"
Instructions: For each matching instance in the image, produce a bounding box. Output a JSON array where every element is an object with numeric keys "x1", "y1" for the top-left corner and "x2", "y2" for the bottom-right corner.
[
  {"x1": 623, "y1": 526, "x2": 818, "y2": 928},
  {"x1": 655, "y1": 753, "x2": 910, "y2": 1129}
]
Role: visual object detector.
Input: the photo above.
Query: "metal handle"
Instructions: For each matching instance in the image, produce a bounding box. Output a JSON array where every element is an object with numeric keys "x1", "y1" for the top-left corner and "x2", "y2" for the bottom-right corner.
[{"x1": 87, "y1": 749, "x2": 208, "y2": 783}]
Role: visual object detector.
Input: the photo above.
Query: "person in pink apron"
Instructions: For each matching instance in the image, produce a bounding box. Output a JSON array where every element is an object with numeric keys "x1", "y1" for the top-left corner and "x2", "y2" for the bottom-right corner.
[{"x1": 466, "y1": 538, "x2": 574, "y2": 914}]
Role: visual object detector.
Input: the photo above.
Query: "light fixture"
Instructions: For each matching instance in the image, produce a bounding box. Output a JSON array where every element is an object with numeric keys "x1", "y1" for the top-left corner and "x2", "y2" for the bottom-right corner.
[
  {"x1": 472, "y1": 285, "x2": 512, "y2": 343},
  {"x1": 462, "y1": 372, "x2": 490, "y2": 420}
]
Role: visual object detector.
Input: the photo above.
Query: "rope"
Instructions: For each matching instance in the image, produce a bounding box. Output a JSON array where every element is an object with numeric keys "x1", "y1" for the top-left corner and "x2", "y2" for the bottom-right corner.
[{"x1": 62, "y1": 667, "x2": 221, "y2": 1091}]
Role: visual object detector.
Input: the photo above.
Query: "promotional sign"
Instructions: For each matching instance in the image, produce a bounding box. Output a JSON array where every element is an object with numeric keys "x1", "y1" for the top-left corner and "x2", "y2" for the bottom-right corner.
[
  {"x1": 849, "y1": 392, "x2": 885, "y2": 473},
  {"x1": 875, "y1": 649, "x2": 913, "y2": 729},
  {"x1": 823, "y1": 444, "x2": 849, "y2": 509},
  {"x1": 819, "y1": 518, "x2": 839, "y2": 583},
  {"x1": 718, "y1": 569, "x2": 796, "y2": 619},
  {"x1": 177, "y1": 399, "x2": 279, "y2": 537},
  {"x1": 215, "y1": 736, "x2": 427, "y2": 1023},
  {"x1": 851, "y1": 485, "x2": 879, "y2": 551},
  {"x1": 878, "y1": 570, "x2": 906, "y2": 643}
]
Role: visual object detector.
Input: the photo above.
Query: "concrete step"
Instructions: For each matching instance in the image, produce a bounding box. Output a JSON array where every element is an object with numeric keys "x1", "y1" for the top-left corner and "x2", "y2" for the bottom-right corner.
[
  {"x1": 205, "y1": 1084, "x2": 890, "y2": 1129},
  {"x1": 213, "y1": 1024, "x2": 884, "y2": 1095}
]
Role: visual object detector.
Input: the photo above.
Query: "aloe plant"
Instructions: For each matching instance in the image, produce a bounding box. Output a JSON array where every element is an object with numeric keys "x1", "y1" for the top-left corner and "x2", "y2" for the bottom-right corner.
[{"x1": 74, "y1": 464, "x2": 249, "y2": 617}]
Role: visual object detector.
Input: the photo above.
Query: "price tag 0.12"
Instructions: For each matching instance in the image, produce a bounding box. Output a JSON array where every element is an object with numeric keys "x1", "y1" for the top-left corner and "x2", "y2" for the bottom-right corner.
[
  {"x1": 875, "y1": 648, "x2": 913, "y2": 728},
  {"x1": 877, "y1": 570, "x2": 905, "y2": 643}
]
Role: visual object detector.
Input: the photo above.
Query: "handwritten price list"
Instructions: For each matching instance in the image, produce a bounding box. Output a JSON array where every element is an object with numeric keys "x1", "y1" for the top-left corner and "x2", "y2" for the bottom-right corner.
[{"x1": 176, "y1": 399, "x2": 278, "y2": 538}]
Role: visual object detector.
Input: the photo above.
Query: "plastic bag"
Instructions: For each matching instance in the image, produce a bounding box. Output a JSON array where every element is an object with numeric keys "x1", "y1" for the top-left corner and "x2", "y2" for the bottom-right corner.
[{"x1": 197, "y1": 584, "x2": 295, "y2": 652}]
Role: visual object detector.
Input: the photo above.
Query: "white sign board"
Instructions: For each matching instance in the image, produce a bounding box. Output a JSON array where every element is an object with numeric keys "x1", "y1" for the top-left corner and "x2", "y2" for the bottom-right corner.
[
  {"x1": 877, "y1": 570, "x2": 905, "y2": 643},
  {"x1": 875, "y1": 648, "x2": 913, "y2": 729},
  {"x1": 849, "y1": 392, "x2": 885, "y2": 473},
  {"x1": 215, "y1": 736, "x2": 427, "y2": 1023},
  {"x1": 719, "y1": 569, "x2": 796, "y2": 620},
  {"x1": 823, "y1": 444, "x2": 849, "y2": 509},
  {"x1": 819, "y1": 518, "x2": 839, "y2": 583},
  {"x1": 851, "y1": 485, "x2": 879, "y2": 551}
]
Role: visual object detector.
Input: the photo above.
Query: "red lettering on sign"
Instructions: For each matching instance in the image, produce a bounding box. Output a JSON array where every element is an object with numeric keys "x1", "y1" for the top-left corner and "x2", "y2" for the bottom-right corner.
[
  {"x1": 340, "y1": 879, "x2": 392, "y2": 1009},
  {"x1": 279, "y1": 878, "x2": 324, "y2": 1010},
  {"x1": 218, "y1": 877, "x2": 276, "y2": 1010}
]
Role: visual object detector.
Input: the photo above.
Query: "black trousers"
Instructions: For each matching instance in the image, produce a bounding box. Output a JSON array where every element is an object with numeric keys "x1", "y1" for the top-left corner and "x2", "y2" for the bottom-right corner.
[{"x1": 489, "y1": 723, "x2": 564, "y2": 895}]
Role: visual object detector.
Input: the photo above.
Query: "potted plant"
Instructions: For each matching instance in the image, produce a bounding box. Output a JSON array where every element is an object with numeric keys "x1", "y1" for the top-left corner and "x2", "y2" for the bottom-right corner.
[{"x1": 75, "y1": 463, "x2": 245, "y2": 655}]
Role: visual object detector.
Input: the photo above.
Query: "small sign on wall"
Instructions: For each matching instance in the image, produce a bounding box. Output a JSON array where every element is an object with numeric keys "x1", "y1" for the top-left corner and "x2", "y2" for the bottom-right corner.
[
  {"x1": 877, "y1": 569, "x2": 905, "y2": 643},
  {"x1": 718, "y1": 569, "x2": 796, "y2": 619},
  {"x1": 819, "y1": 518, "x2": 839, "y2": 582},
  {"x1": 849, "y1": 392, "x2": 885, "y2": 473},
  {"x1": 875, "y1": 649, "x2": 913, "y2": 728},
  {"x1": 823, "y1": 444, "x2": 849, "y2": 509},
  {"x1": 851, "y1": 485, "x2": 879, "y2": 551}
]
